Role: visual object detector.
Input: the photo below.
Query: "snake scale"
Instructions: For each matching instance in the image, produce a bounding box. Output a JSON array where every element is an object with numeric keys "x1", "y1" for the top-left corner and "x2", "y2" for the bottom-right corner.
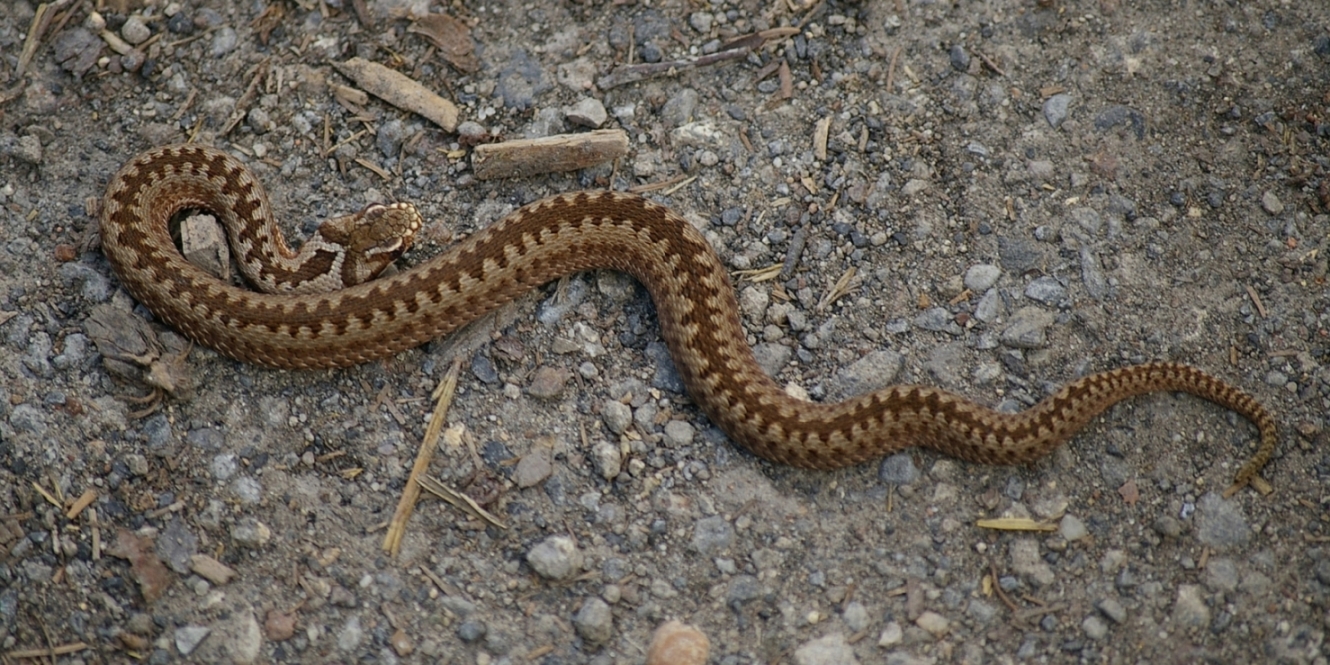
[{"x1": 99, "y1": 144, "x2": 1277, "y2": 494}]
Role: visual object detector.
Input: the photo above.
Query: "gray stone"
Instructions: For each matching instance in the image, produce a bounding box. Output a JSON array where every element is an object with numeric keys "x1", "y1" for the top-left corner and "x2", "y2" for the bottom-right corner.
[
  {"x1": 1082, "y1": 615, "x2": 1109, "y2": 640},
  {"x1": 564, "y1": 98, "x2": 608, "y2": 128},
  {"x1": 602, "y1": 400, "x2": 632, "y2": 434},
  {"x1": 751, "y1": 342, "x2": 792, "y2": 377},
  {"x1": 660, "y1": 88, "x2": 699, "y2": 128},
  {"x1": 230, "y1": 518, "x2": 271, "y2": 547},
  {"x1": 1195, "y1": 492, "x2": 1251, "y2": 549},
  {"x1": 726, "y1": 575, "x2": 760, "y2": 604},
  {"x1": 842, "y1": 601, "x2": 870, "y2": 632},
  {"x1": 457, "y1": 620, "x2": 486, "y2": 642},
  {"x1": 175, "y1": 625, "x2": 211, "y2": 655},
  {"x1": 1059, "y1": 514, "x2": 1089, "y2": 541},
  {"x1": 1024, "y1": 276, "x2": 1067, "y2": 305},
  {"x1": 157, "y1": 517, "x2": 197, "y2": 574},
  {"x1": 1171, "y1": 584, "x2": 1210, "y2": 627},
  {"x1": 1097, "y1": 597, "x2": 1127, "y2": 624},
  {"x1": 572, "y1": 597, "x2": 613, "y2": 645},
  {"x1": 527, "y1": 535, "x2": 582, "y2": 580},
  {"x1": 830, "y1": 349, "x2": 903, "y2": 400},
  {"x1": 1204, "y1": 558, "x2": 1240, "y2": 592},
  {"x1": 59, "y1": 263, "x2": 110, "y2": 302},
  {"x1": 646, "y1": 340, "x2": 685, "y2": 393},
  {"x1": 515, "y1": 449, "x2": 553, "y2": 488},
  {"x1": 592, "y1": 442, "x2": 622, "y2": 480},
  {"x1": 1010, "y1": 538, "x2": 1055, "y2": 587},
  {"x1": 794, "y1": 633, "x2": 860, "y2": 665},
  {"x1": 663, "y1": 420, "x2": 695, "y2": 446},
  {"x1": 691, "y1": 516, "x2": 734, "y2": 555},
  {"x1": 974, "y1": 288, "x2": 1002, "y2": 323},
  {"x1": 878, "y1": 454, "x2": 920, "y2": 485},
  {"x1": 1043, "y1": 93, "x2": 1072, "y2": 128},
  {"x1": 914, "y1": 307, "x2": 962, "y2": 335},
  {"x1": 337, "y1": 616, "x2": 363, "y2": 651},
  {"x1": 964, "y1": 264, "x2": 1001, "y2": 292},
  {"x1": 1000, "y1": 306, "x2": 1055, "y2": 349}
]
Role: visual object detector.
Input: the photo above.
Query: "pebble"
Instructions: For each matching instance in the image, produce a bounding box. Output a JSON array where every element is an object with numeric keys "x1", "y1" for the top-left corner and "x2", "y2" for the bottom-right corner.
[
  {"x1": 338, "y1": 616, "x2": 363, "y2": 651},
  {"x1": 751, "y1": 342, "x2": 792, "y2": 377},
  {"x1": 1171, "y1": 584, "x2": 1210, "y2": 627},
  {"x1": 230, "y1": 518, "x2": 271, "y2": 548},
  {"x1": 175, "y1": 625, "x2": 211, "y2": 655},
  {"x1": 1195, "y1": 492, "x2": 1251, "y2": 549},
  {"x1": 829, "y1": 349, "x2": 903, "y2": 400},
  {"x1": 660, "y1": 88, "x2": 699, "y2": 128},
  {"x1": 1261, "y1": 191, "x2": 1283, "y2": 215},
  {"x1": 527, "y1": 366, "x2": 571, "y2": 399},
  {"x1": 691, "y1": 516, "x2": 735, "y2": 555},
  {"x1": 121, "y1": 15, "x2": 151, "y2": 44},
  {"x1": 1000, "y1": 306, "x2": 1055, "y2": 349},
  {"x1": 527, "y1": 535, "x2": 582, "y2": 580},
  {"x1": 915, "y1": 611, "x2": 950, "y2": 637},
  {"x1": 1059, "y1": 514, "x2": 1089, "y2": 541},
  {"x1": 1082, "y1": 615, "x2": 1109, "y2": 640},
  {"x1": 964, "y1": 264, "x2": 1001, "y2": 292},
  {"x1": 592, "y1": 442, "x2": 622, "y2": 480},
  {"x1": 877, "y1": 621, "x2": 903, "y2": 646},
  {"x1": 878, "y1": 453, "x2": 920, "y2": 485},
  {"x1": 842, "y1": 601, "x2": 870, "y2": 632},
  {"x1": 1044, "y1": 93, "x2": 1073, "y2": 128},
  {"x1": 973, "y1": 288, "x2": 1002, "y2": 322},
  {"x1": 1011, "y1": 539, "x2": 1056, "y2": 587},
  {"x1": 457, "y1": 619, "x2": 486, "y2": 642},
  {"x1": 602, "y1": 400, "x2": 632, "y2": 434},
  {"x1": 263, "y1": 609, "x2": 296, "y2": 641},
  {"x1": 914, "y1": 307, "x2": 963, "y2": 335},
  {"x1": 515, "y1": 449, "x2": 553, "y2": 488},
  {"x1": 901, "y1": 178, "x2": 929, "y2": 196},
  {"x1": 1204, "y1": 557, "x2": 1239, "y2": 592},
  {"x1": 689, "y1": 12, "x2": 714, "y2": 33},
  {"x1": 726, "y1": 575, "x2": 761, "y2": 605},
  {"x1": 59, "y1": 262, "x2": 110, "y2": 302},
  {"x1": 794, "y1": 633, "x2": 860, "y2": 665},
  {"x1": 646, "y1": 622, "x2": 709, "y2": 665},
  {"x1": 211, "y1": 26, "x2": 238, "y2": 57},
  {"x1": 573, "y1": 597, "x2": 613, "y2": 645},
  {"x1": 564, "y1": 98, "x2": 608, "y2": 128},
  {"x1": 663, "y1": 420, "x2": 695, "y2": 446},
  {"x1": 1096, "y1": 597, "x2": 1127, "y2": 624},
  {"x1": 1024, "y1": 276, "x2": 1067, "y2": 305}
]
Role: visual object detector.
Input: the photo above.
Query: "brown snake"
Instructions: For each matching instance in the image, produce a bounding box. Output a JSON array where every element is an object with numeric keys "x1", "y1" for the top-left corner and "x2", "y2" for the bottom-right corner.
[{"x1": 100, "y1": 144, "x2": 1277, "y2": 495}]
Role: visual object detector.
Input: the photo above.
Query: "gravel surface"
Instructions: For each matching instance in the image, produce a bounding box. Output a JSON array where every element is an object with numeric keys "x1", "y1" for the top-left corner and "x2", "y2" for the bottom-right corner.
[{"x1": 2, "y1": 0, "x2": 1330, "y2": 663}]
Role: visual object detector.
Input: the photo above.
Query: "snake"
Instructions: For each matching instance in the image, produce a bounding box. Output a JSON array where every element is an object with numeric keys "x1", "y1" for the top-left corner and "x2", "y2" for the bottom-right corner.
[{"x1": 99, "y1": 144, "x2": 1277, "y2": 495}]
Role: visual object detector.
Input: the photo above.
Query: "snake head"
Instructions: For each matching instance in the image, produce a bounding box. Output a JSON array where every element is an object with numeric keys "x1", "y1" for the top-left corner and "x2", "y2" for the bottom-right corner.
[{"x1": 316, "y1": 202, "x2": 423, "y2": 286}]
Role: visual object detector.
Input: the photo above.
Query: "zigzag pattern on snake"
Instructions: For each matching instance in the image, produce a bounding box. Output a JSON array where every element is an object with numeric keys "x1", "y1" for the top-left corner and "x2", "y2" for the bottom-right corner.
[{"x1": 99, "y1": 144, "x2": 1278, "y2": 494}]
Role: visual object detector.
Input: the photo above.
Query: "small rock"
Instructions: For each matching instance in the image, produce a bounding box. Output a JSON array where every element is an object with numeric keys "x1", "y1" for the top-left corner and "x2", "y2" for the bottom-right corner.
[
  {"x1": 564, "y1": 98, "x2": 608, "y2": 128},
  {"x1": 663, "y1": 420, "x2": 695, "y2": 446},
  {"x1": 1195, "y1": 492, "x2": 1250, "y2": 549},
  {"x1": 829, "y1": 349, "x2": 903, "y2": 400},
  {"x1": 592, "y1": 442, "x2": 622, "y2": 480},
  {"x1": 1011, "y1": 538, "x2": 1056, "y2": 587},
  {"x1": 915, "y1": 611, "x2": 949, "y2": 637},
  {"x1": 602, "y1": 400, "x2": 632, "y2": 434},
  {"x1": 1082, "y1": 615, "x2": 1109, "y2": 640},
  {"x1": 1171, "y1": 584, "x2": 1210, "y2": 627},
  {"x1": 878, "y1": 453, "x2": 919, "y2": 485},
  {"x1": 646, "y1": 621, "x2": 709, "y2": 665},
  {"x1": 1261, "y1": 191, "x2": 1283, "y2": 215},
  {"x1": 842, "y1": 601, "x2": 870, "y2": 633},
  {"x1": 1096, "y1": 597, "x2": 1127, "y2": 624},
  {"x1": 457, "y1": 619, "x2": 487, "y2": 642},
  {"x1": 901, "y1": 178, "x2": 929, "y2": 196},
  {"x1": 263, "y1": 609, "x2": 296, "y2": 641},
  {"x1": 1044, "y1": 93, "x2": 1073, "y2": 129},
  {"x1": 691, "y1": 516, "x2": 734, "y2": 556},
  {"x1": 1153, "y1": 515, "x2": 1183, "y2": 538},
  {"x1": 527, "y1": 535, "x2": 583, "y2": 580},
  {"x1": 121, "y1": 15, "x2": 152, "y2": 44},
  {"x1": 1024, "y1": 276, "x2": 1067, "y2": 305},
  {"x1": 964, "y1": 264, "x2": 1001, "y2": 292},
  {"x1": 1059, "y1": 514, "x2": 1089, "y2": 541},
  {"x1": 527, "y1": 366, "x2": 571, "y2": 399},
  {"x1": 1204, "y1": 558, "x2": 1240, "y2": 592},
  {"x1": 390, "y1": 628, "x2": 414, "y2": 657},
  {"x1": 877, "y1": 621, "x2": 903, "y2": 646},
  {"x1": 794, "y1": 633, "x2": 860, "y2": 665},
  {"x1": 1000, "y1": 306, "x2": 1056, "y2": 349},
  {"x1": 230, "y1": 518, "x2": 271, "y2": 548},
  {"x1": 337, "y1": 616, "x2": 363, "y2": 652},
  {"x1": 175, "y1": 625, "x2": 211, "y2": 655},
  {"x1": 573, "y1": 597, "x2": 613, "y2": 645},
  {"x1": 515, "y1": 449, "x2": 553, "y2": 488}
]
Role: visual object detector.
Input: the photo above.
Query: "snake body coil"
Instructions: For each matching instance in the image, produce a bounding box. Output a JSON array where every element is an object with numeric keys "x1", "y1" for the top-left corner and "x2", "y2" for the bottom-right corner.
[{"x1": 100, "y1": 144, "x2": 1277, "y2": 492}]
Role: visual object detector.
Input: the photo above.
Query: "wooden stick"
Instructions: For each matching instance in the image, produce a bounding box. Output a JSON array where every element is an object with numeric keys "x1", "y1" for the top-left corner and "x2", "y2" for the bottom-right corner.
[{"x1": 471, "y1": 130, "x2": 628, "y2": 181}]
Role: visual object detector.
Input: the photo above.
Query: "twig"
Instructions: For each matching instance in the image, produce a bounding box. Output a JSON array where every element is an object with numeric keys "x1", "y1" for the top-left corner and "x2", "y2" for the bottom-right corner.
[{"x1": 382, "y1": 358, "x2": 462, "y2": 556}]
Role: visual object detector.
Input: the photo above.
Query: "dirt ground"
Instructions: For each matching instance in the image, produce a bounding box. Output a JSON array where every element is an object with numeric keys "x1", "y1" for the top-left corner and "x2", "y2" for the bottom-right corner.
[{"x1": 2, "y1": 0, "x2": 1330, "y2": 663}]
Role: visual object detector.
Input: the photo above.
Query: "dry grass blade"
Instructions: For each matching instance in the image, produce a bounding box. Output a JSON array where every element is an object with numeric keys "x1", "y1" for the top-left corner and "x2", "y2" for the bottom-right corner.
[
  {"x1": 416, "y1": 476, "x2": 507, "y2": 530},
  {"x1": 976, "y1": 518, "x2": 1058, "y2": 532},
  {"x1": 382, "y1": 358, "x2": 462, "y2": 556}
]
